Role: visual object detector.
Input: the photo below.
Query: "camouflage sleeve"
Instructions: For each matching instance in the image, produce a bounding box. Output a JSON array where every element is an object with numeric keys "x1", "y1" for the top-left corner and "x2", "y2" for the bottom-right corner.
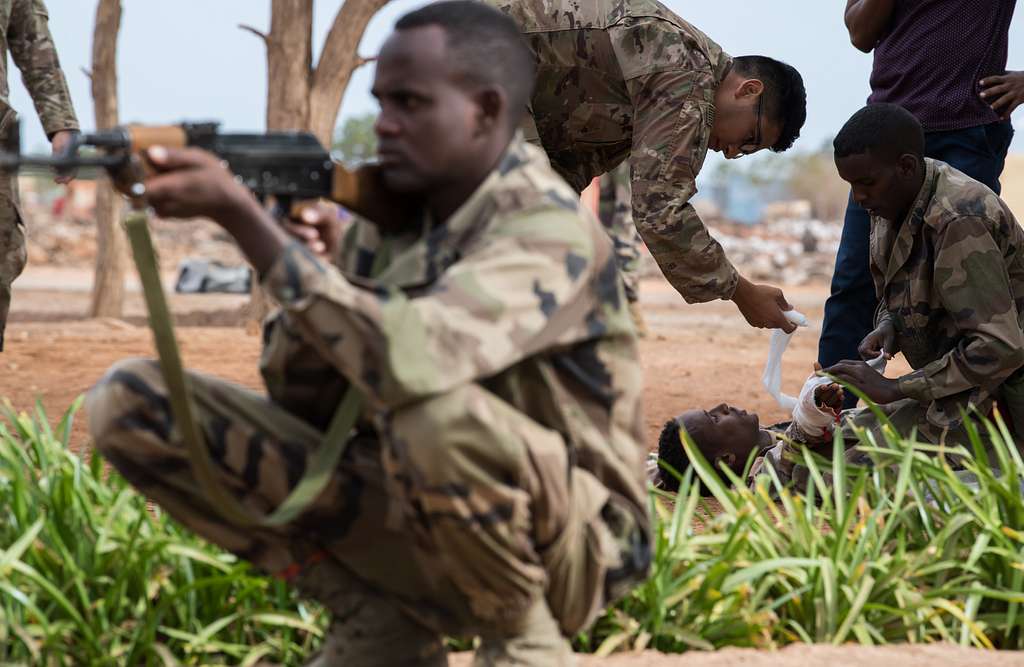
[
  {"x1": 623, "y1": 68, "x2": 740, "y2": 303},
  {"x1": 261, "y1": 211, "x2": 600, "y2": 410},
  {"x1": 9, "y1": 0, "x2": 78, "y2": 137},
  {"x1": 598, "y1": 165, "x2": 641, "y2": 303},
  {"x1": 898, "y1": 216, "x2": 1024, "y2": 402},
  {"x1": 873, "y1": 301, "x2": 893, "y2": 329}
]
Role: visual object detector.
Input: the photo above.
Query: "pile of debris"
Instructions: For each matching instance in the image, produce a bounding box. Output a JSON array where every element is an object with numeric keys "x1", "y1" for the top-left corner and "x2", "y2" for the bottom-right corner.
[
  {"x1": 26, "y1": 178, "x2": 843, "y2": 289},
  {"x1": 718, "y1": 217, "x2": 842, "y2": 286},
  {"x1": 24, "y1": 210, "x2": 246, "y2": 273}
]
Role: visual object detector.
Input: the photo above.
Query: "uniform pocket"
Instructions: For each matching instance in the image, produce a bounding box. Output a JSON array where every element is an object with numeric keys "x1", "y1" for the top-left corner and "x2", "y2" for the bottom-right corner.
[{"x1": 567, "y1": 103, "x2": 631, "y2": 146}]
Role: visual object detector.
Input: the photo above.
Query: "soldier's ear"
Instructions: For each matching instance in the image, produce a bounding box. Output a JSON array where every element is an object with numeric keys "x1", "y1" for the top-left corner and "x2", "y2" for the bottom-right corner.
[
  {"x1": 896, "y1": 153, "x2": 919, "y2": 178},
  {"x1": 474, "y1": 86, "x2": 507, "y2": 135},
  {"x1": 737, "y1": 78, "x2": 765, "y2": 101}
]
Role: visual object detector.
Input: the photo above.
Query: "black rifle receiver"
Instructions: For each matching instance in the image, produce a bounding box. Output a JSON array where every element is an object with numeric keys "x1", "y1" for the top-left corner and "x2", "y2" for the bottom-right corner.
[{"x1": 0, "y1": 120, "x2": 411, "y2": 225}]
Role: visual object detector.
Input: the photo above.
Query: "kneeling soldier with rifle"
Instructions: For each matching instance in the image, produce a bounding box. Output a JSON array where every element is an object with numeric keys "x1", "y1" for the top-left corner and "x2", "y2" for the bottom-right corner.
[{"x1": 77, "y1": 3, "x2": 650, "y2": 665}]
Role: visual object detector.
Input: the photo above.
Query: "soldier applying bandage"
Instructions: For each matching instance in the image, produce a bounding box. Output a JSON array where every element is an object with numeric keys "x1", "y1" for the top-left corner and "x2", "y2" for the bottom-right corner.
[
  {"x1": 86, "y1": 3, "x2": 650, "y2": 665},
  {"x1": 489, "y1": 0, "x2": 808, "y2": 335},
  {"x1": 652, "y1": 104, "x2": 1024, "y2": 497}
]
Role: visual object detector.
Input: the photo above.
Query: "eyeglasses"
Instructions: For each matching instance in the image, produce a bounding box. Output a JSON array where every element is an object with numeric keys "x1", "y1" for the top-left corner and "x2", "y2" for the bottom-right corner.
[{"x1": 737, "y1": 95, "x2": 763, "y2": 156}]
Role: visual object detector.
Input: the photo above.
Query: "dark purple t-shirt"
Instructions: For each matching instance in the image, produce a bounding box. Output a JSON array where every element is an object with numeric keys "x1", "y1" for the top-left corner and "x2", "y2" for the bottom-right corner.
[{"x1": 868, "y1": 0, "x2": 1017, "y2": 132}]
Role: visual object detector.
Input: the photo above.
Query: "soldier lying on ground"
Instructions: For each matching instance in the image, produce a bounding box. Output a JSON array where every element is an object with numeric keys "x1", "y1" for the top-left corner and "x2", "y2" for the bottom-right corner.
[
  {"x1": 653, "y1": 104, "x2": 1024, "y2": 496},
  {"x1": 650, "y1": 368, "x2": 847, "y2": 495},
  {"x1": 490, "y1": 0, "x2": 807, "y2": 335},
  {"x1": 86, "y1": 3, "x2": 650, "y2": 665}
]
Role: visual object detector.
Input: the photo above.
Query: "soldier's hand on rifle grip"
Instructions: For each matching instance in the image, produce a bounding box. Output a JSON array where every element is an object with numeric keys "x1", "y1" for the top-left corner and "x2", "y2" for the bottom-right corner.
[{"x1": 284, "y1": 200, "x2": 346, "y2": 260}]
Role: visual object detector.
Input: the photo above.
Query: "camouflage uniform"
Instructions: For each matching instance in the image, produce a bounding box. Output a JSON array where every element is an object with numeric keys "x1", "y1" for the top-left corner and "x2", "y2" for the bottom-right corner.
[
  {"x1": 752, "y1": 159, "x2": 1024, "y2": 490},
  {"x1": 597, "y1": 163, "x2": 640, "y2": 304},
  {"x1": 0, "y1": 0, "x2": 78, "y2": 349},
  {"x1": 87, "y1": 136, "x2": 651, "y2": 666},
  {"x1": 489, "y1": 0, "x2": 740, "y2": 304}
]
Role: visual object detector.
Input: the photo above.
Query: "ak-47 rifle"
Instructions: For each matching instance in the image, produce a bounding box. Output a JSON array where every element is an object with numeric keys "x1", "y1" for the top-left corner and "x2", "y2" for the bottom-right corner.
[
  {"x1": 0, "y1": 120, "x2": 406, "y2": 224},
  {"x1": 0, "y1": 121, "x2": 404, "y2": 528}
]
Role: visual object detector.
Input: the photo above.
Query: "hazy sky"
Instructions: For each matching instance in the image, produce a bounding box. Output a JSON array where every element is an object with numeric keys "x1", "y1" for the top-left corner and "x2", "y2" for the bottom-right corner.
[{"x1": 23, "y1": 0, "x2": 1024, "y2": 169}]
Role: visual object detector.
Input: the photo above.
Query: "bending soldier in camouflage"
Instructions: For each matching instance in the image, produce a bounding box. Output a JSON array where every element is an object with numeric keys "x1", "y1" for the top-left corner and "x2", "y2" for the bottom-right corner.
[
  {"x1": 87, "y1": 3, "x2": 650, "y2": 665},
  {"x1": 597, "y1": 163, "x2": 647, "y2": 335},
  {"x1": 654, "y1": 105, "x2": 1024, "y2": 496},
  {"x1": 488, "y1": 0, "x2": 807, "y2": 334},
  {"x1": 0, "y1": 0, "x2": 79, "y2": 350}
]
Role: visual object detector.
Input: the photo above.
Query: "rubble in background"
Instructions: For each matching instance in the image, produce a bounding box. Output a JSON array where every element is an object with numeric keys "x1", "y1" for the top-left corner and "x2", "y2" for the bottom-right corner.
[
  {"x1": 24, "y1": 176, "x2": 841, "y2": 287},
  {"x1": 24, "y1": 210, "x2": 246, "y2": 272},
  {"x1": 636, "y1": 199, "x2": 842, "y2": 286}
]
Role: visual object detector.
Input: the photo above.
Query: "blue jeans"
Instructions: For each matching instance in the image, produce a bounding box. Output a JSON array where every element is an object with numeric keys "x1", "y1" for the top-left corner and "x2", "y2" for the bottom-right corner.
[{"x1": 818, "y1": 120, "x2": 1015, "y2": 408}]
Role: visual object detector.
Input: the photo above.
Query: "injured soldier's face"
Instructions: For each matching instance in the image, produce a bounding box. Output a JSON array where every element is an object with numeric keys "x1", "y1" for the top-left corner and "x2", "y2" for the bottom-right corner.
[{"x1": 679, "y1": 404, "x2": 762, "y2": 473}]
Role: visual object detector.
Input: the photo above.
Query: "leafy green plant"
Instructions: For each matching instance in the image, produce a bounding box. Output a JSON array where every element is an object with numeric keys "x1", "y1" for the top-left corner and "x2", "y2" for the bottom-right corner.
[
  {"x1": 6, "y1": 396, "x2": 1024, "y2": 663},
  {"x1": 0, "y1": 398, "x2": 326, "y2": 665},
  {"x1": 592, "y1": 407, "x2": 1024, "y2": 654}
]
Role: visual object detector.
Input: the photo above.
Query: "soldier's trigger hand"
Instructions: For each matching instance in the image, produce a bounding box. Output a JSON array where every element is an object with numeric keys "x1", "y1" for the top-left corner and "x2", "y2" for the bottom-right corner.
[
  {"x1": 284, "y1": 200, "x2": 346, "y2": 259},
  {"x1": 732, "y1": 277, "x2": 796, "y2": 333},
  {"x1": 143, "y1": 146, "x2": 255, "y2": 222}
]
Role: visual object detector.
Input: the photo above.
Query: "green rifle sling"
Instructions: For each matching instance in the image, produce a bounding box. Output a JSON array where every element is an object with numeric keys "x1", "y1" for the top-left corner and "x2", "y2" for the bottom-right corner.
[{"x1": 125, "y1": 210, "x2": 386, "y2": 527}]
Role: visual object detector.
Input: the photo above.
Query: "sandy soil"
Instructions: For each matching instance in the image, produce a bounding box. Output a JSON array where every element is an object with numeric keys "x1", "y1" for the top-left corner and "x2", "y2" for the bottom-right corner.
[{"x1": 450, "y1": 643, "x2": 1024, "y2": 666}]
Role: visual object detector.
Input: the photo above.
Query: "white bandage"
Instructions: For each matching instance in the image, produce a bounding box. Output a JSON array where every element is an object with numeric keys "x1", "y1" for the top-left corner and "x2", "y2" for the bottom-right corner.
[{"x1": 761, "y1": 309, "x2": 809, "y2": 411}]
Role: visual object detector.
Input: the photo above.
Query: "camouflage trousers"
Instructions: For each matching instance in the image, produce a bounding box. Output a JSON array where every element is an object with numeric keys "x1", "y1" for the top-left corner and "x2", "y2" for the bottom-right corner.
[
  {"x1": 0, "y1": 171, "x2": 26, "y2": 350},
  {"x1": 87, "y1": 358, "x2": 636, "y2": 665}
]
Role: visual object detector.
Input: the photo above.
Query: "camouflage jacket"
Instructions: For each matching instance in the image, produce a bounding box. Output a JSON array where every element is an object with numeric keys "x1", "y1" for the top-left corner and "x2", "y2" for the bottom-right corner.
[
  {"x1": 0, "y1": 0, "x2": 78, "y2": 138},
  {"x1": 259, "y1": 134, "x2": 649, "y2": 531},
  {"x1": 489, "y1": 0, "x2": 739, "y2": 303},
  {"x1": 870, "y1": 159, "x2": 1024, "y2": 435}
]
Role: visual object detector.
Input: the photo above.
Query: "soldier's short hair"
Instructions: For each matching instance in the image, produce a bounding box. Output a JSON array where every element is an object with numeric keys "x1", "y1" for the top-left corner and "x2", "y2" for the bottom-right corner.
[
  {"x1": 395, "y1": 1, "x2": 535, "y2": 128},
  {"x1": 733, "y1": 55, "x2": 806, "y2": 153},
  {"x1": 833, "y1": 103, "x2": 925, "y2": 161},
  {"x1": 655, "y1": 417, "x2": 726, "y2": 497}
]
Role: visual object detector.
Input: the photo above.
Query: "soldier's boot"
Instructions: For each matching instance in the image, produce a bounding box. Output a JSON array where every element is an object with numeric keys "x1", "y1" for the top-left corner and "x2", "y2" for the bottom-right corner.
[
  {"x1": 628, "y1": 300, "x2": 649, "y2": 338},
  {"x1": 293, "y1": 557, "x2": 449, "y2": 667},
  {"x1": 473, "y1": 597, "x2": 574, "y2": 667}
]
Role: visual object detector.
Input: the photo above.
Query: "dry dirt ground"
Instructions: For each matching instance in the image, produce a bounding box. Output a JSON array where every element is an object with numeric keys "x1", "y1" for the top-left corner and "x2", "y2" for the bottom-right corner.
[
  {"x1": 449, "y1": 643, "x2": 1024, "y2": 666},
  {"x1": 2, "y1": 270, "x2": 912, "y2": 452},
  {"x1": 11, "y1": 270, "x2": 1019, "y2": 667}
]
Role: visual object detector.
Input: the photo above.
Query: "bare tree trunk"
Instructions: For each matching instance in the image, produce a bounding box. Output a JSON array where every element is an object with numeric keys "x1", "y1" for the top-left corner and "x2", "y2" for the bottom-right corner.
[
  {"x1": 88, "y1": 0, "x2": 127, "y2": 318},
  {"x1": 266, "y1": 0, "x2": 314, "y2": 131},
  {"x1": 243, "y1": 0, "x2": 388, "y2": 323},
  {"x1": 307, "y1": 0, "x2": 391, "y2": 146},
  {"x1": 242, "y1": 0, "x2": 315, "y2": 323}
]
